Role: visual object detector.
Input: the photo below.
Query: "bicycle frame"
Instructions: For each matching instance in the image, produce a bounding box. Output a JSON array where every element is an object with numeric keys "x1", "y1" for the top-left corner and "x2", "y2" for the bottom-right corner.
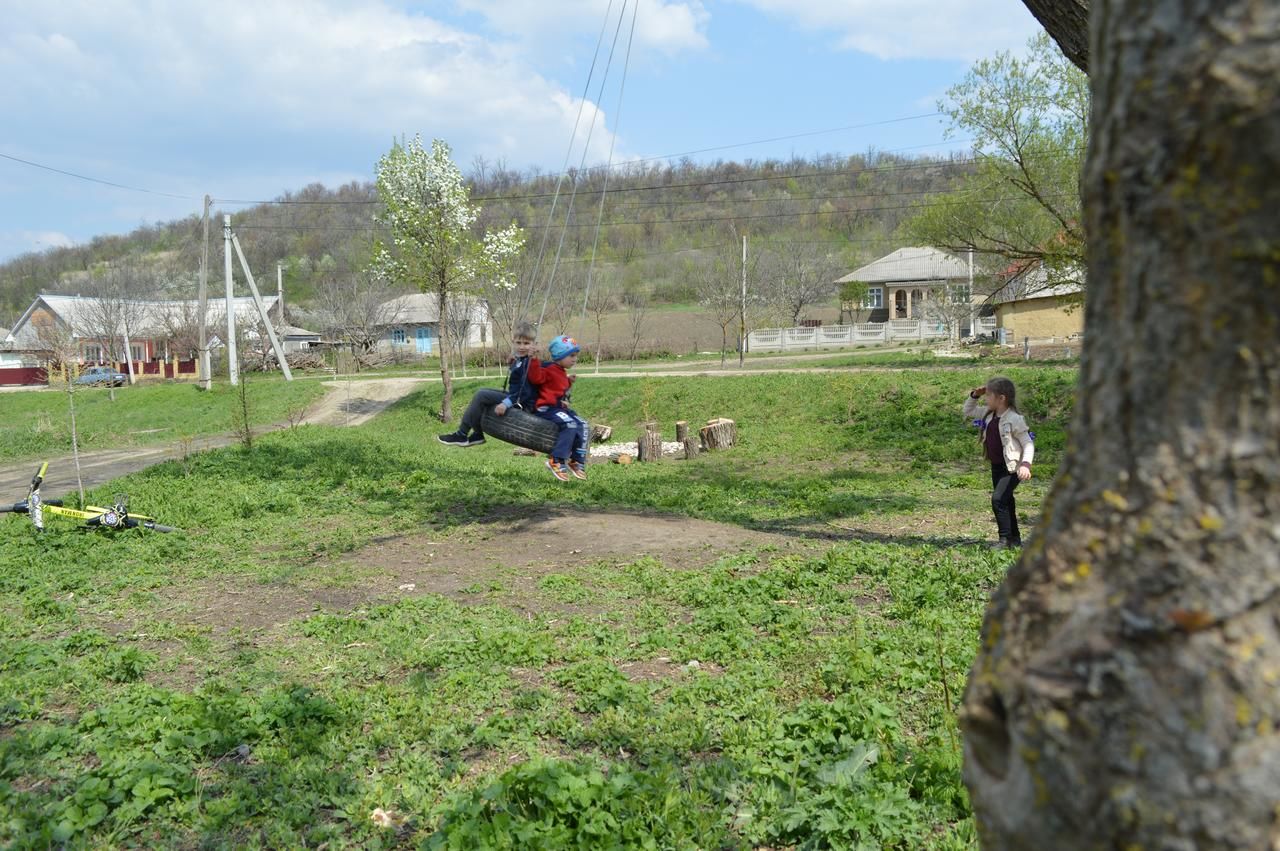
[{"x1": 1, "y1": 462, "x2": 175, "y2": 533}]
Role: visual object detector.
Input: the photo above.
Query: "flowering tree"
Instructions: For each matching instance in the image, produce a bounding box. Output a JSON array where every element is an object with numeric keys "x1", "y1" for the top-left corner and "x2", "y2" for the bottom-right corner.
[{"x1": 371, "y1": 136, "x2": 523, "y2": 420}]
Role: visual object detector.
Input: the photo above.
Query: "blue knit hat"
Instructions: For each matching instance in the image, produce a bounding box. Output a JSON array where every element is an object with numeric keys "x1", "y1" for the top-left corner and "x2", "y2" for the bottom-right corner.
[{"x1": 548, "y1": 335, "x2": 580, "y2": 361}]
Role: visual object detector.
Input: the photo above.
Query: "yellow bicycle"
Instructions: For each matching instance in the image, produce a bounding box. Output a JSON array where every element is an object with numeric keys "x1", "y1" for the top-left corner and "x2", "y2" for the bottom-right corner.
[{"x1": 2, "y1": 462, "x2": 176, "y2": 533}]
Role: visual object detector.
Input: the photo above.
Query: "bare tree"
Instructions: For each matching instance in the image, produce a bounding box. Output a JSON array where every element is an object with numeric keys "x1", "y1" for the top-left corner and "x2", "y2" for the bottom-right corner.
[
  {"x1": 315, "y1": 269, "x2": 406, "y2": 370},
  {"x1": 693, "y1": 252, "x2": 742, "y2": 367},
  {"x1": 583, "y1": 273, "x2": 618, "y2": 373},
  {"x1": 961, "y1": 2, "x2": 1280, "y2": 848},
  {"x1": 33, "y1": 321, "x2": 86, "y2": 503},
  {"x1": 622, "y1": 291, "x2": 650, "y2": 361},
  {"x1": 758, "y1": 242, "x2": 841, "y2": 326}
]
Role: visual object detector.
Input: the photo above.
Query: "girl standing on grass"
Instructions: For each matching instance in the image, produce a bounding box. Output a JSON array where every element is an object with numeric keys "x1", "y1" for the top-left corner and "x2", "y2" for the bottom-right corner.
[{"x1": 964, "y1": 376, "x2": 1035, "y2": 549}]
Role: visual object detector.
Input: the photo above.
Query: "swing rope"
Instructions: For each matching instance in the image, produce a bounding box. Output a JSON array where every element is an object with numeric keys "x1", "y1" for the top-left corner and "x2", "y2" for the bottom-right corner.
[
  {"x1": 533, "y1": 0, "x2": 632, "y2": 337},
  {"x1": 519, "y1": 0, "x2": 618, "y2": 325},
  {"x1": 579, "y1": 0, "x2": 639, "y2": 344}
]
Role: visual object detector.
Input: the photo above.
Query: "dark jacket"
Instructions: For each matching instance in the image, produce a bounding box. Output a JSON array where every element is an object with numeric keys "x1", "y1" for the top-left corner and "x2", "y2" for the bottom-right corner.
[{"x1": 501, "y1": 355, "x2": 539, "y2": 410}]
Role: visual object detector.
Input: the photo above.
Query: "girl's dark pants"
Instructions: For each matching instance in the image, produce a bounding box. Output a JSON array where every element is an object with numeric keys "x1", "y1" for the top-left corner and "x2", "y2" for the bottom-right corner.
[{"x1": 990, "y1": 462, "x2": 1021, "y2": 544}]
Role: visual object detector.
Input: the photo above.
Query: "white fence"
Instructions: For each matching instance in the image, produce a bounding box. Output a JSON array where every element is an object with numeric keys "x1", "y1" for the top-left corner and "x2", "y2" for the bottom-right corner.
[{"x1": 747, "y1": 317, "x2": 997, "y2": 352}]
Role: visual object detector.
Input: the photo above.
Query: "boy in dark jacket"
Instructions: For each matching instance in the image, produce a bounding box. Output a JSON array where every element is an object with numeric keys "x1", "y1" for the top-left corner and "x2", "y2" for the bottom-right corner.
[
  {"x1": 526, "y1": 334, "x2": 590, "y2": 481},
  {"x1": 438, "y1": 322, "x2": 540, "y2": 447}
]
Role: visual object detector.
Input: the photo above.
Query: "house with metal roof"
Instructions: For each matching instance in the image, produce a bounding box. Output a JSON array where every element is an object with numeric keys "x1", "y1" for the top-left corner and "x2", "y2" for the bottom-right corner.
[
  {"x1": 375, "y1": 293, "x2": 491, "y2": 356},
  {"x1": 7, "y1": 293, "x2": 280, "y2": 365},
  {"x1": 834, "y1": 247, "x2": 972, "y2": 323},
  {"x1": 990, "y1": 261, "x2": 1085, "y2": 340}
]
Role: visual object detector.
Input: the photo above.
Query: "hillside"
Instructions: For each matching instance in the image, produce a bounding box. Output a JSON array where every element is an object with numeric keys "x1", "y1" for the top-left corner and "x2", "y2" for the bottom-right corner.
[{"x1": 0, "y1": 150, "x2": 981, "y2": 326}]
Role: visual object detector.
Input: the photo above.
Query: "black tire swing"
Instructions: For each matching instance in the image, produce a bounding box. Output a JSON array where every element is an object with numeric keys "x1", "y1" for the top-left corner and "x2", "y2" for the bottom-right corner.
[{"x1": 478, "y1": 406, "x2": 559, "y2": 455}]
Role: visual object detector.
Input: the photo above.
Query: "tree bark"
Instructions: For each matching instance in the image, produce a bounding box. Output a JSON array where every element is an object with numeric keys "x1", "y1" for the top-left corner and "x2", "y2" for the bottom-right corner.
[
  {"x1": 435, "y1": 269, "x2": 453, "y2": 422},
  {"x1": 699, "y1": 418, "x2": 737, "y2": 450},
  {"x1": 1019, "y1": 0, "x2": 1090, "y2": 73},
  {"x1": 963, "y1": 2, "x2": 1280, "y2": 848},
  {"x1": 637, "y1": 427, "x2": 662, "y2": 462}
]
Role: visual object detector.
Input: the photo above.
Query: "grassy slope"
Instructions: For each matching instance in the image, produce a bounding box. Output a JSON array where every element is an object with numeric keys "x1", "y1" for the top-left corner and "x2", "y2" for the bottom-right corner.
[
  {"x1": 0, "y1": 378, "x2": 328, "y2": 463},
  {"x1": 0, "y1": 367, "x2": 1075, "y2": 849}
]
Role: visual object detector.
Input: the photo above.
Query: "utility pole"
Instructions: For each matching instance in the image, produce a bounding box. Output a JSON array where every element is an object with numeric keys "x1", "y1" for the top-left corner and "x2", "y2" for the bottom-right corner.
[
  {"x1": 966, "y1": 248, "x2": 974, "y2": 342},
  {"x1": 739, "y1": 234, "x2": 748, "y2": 367},
  {"x1": 197, "y1": 195, "x2": 211, "y2": 389},
  {"x1": 276, "y1": 263, "x2": 284, "y2": 326},
  {"x1": 223, "y1": 214, "x2": 239, "y2": 386}
]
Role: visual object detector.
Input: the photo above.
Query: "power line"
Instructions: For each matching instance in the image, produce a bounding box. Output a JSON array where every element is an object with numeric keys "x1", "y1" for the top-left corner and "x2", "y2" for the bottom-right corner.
[{"x1": 0, "y1": 151, "x2": 198, "y2": 201}]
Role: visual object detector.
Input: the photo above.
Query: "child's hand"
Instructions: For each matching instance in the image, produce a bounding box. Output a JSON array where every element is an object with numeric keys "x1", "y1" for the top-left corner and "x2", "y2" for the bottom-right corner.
[
  {"x1": 1017, "y1": 463, "x2": 1031, "y2": 481},
  {"x1": 495, "y1": 403, "x2": 509, "y2": 416},
  {"x1": 972, "y1": 385, "x2": 987, "y2": 397}
]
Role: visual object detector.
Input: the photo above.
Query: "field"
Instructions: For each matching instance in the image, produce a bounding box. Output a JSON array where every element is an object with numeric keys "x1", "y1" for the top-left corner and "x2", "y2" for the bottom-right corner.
[{"x1": 0, "y1": 367, "x2": 1076, "y2": 848}]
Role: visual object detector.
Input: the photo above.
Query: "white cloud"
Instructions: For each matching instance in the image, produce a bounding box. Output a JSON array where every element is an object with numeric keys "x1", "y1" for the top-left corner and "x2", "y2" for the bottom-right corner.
[
  {"x1": 0, "y1": 1, "x2": 633, "y2": 177},
  {"x1": 453, "y1": 0, "x2": 710, "y2": 54},
  {"x1": 736, "y1": 0, "x2": 1042, "y2": 61},
  {"x1": 0, "y1": 230, "x2": 76, "y2": 258}
]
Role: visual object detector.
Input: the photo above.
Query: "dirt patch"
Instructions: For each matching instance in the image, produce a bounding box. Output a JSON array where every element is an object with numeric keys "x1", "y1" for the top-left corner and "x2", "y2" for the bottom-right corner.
[
  {"x1": 343, "y1": 509, "x2": 801, "y2": 609},
  {"x1": 101, "y1": 509, "x2": 802, "y2": 646}
]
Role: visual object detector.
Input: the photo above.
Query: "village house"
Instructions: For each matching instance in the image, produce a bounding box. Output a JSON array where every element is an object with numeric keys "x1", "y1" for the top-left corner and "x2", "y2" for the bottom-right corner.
[
  {"x1": 375, "y1": 293, "x2": 491, "y2": 356},
  {"x1": 990, "y1": 261, "x2": 1084, "y2": 341},
  {"x1": 5, "y1": 292, "x2": 283, "y2": 371},
  {"x1": 834, "y1": 246, "x2": 975, "y2": 331}
]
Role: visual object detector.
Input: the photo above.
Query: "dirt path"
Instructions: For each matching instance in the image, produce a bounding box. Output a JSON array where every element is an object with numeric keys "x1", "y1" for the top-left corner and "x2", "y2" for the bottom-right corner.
[{"x1": 0, "y1": 378, "x2": 424, "y2": 500}]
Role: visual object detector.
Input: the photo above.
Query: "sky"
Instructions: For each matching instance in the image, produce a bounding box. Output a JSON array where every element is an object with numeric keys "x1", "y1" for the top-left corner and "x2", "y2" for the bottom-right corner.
[{"x1": 0, "y1": 0, "x2": 1045, "y2": 264}]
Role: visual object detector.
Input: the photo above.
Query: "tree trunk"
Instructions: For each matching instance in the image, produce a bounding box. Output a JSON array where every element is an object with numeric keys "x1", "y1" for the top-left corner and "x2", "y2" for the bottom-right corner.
[
  {"x1": 699, "y1": 418, "x2": 737, "y2": 450},
  {"x1": 637, "y1": 426, "x2": 662, "y2": 462},
  {"x1": 1019, "y1": 0, "x2": 1089, "y2": 73},
  {"x1": 962, "y1": 2, "x2": 1280, "y2": 848},
  {"x1": 435, "y1": 270, "x2": 453, "y2": 422}
]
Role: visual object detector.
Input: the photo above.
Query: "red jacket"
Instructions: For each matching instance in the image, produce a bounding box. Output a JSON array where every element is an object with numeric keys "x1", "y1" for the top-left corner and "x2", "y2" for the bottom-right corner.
[{"x1": 526, "y1": 359, "x2": 574, "y2": 409}]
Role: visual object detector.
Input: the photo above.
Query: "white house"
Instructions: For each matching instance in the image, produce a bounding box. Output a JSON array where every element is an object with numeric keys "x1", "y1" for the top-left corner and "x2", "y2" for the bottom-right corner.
[
  {"x1": 834, "y1": 247, "x2": 973, "y2": 325},
  {"x1": 376, "y1": 293, "x2": 491, "y2": 356},
  {"x1": 8, "y1": 293, "x2": 281, "y2": 364}
]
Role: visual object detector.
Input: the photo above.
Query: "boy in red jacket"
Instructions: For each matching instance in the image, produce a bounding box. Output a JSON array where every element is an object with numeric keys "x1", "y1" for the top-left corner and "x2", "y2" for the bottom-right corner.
[{"x1": 526, "y1": 335, "x2": 590, "y2": 481}]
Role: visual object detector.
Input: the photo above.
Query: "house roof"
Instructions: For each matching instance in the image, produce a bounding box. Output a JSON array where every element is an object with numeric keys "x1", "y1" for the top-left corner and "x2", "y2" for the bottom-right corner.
[
  {"x1": 990, "y1": 262, "x2": 1084, "y2": 305},
  {"x1": 835, "y1": 247, "x2": 969, "y2": 285},
  {"x1": 9, "y1": 293, "x2": 280, "y2": 342},
  {"x1": 279, "y1": 324, "x2": 320, "y2": 338},
  {"x1": 380, "y1": 293, "x2": 489, "y2": 325}
]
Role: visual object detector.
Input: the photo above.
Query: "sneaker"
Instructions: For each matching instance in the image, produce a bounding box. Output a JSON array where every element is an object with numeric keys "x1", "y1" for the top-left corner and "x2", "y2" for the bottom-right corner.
[
  {"x1": 545, "y1": 459, "x2": 570, "y2": 481},
  {"x1": 467, "y1": 432, "x2": 486, "y2": 446},
  {"x1": 437, "y1": 431, "x2": 472, "y2": 447},
  {"x1": 567, "y1": 460, "x2": 588, "y2": 481}
]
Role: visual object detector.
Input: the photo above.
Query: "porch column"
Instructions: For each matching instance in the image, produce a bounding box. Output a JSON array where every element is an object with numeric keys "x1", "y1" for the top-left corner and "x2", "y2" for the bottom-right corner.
[{"x1": 906, "y1": 289, "x2": 913, "y2": 319}]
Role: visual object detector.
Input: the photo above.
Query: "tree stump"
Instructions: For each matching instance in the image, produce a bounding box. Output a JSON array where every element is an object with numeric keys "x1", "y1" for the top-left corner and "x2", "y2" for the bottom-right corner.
[
  {"x1": 699, "y1": 417, "x2": 737, "y2": 450},
  {"x1": 675, "y1": 420, "x2": 689, "y2": 443},
  {"x1": 590, "y1": 423, "x2": 613, "y2": 442},
  {"x1": 637, "y1": 426, "x2": 662, "y2": 462},
  {"x1": 682, "y1": 437, "x2": 700, "y2": 460}
]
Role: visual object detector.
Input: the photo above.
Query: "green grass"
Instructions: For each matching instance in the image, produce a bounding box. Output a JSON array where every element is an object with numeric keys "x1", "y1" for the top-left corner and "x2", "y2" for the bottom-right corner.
[
  {"x1": 0, "y1": 378, "x2": 327, "y2": 463},
  {"x1": 0, "y1": 367, "x2": 1076, "y2": 848}
]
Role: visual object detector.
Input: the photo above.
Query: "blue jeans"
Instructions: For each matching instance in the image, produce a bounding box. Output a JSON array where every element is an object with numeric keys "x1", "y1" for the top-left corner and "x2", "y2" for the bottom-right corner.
[{"x1": 535, "y1": 406, "x2": 589, "y2": 463}]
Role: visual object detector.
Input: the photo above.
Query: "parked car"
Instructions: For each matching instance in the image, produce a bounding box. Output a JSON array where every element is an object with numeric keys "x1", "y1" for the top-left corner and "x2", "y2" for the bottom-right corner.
[{"x1": 75, "y1": 366, "x2": 128, "y2": 386}]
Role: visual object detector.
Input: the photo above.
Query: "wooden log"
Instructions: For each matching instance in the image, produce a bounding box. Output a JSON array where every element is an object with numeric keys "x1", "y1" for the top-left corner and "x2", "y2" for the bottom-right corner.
[
  {"x1": 675, "y1": 420, "x2": 689, "y2": 443},
  {"x1": 682, "y1": 436, "x2": 700, "y2": 460},
  {"x1": 590, "y1": 423, "x2": 613, "y2": 442},
  {"x1": 637, "y1": 427, "x2": 662, "y2": 462},
  {"x1": 699, "y1": 417, "x2": 737, "y2": 450},
  {"x1": 614, "y1": 453, "x2": 633, "y2": 465}
]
